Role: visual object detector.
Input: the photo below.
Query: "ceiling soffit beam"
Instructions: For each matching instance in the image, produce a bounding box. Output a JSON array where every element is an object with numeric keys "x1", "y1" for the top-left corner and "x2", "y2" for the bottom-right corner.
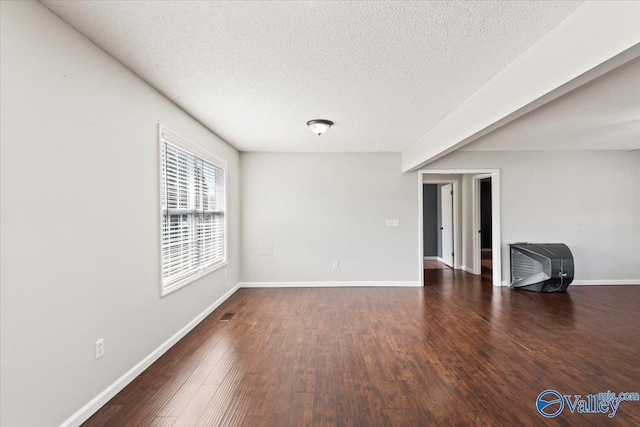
[{"x1": 402, "y1": 1, "x2": 640, "y2": 172}]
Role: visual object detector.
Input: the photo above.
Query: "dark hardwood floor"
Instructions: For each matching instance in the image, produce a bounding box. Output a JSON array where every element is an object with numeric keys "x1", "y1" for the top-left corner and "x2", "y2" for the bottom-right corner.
[{"x1": 83, "y1": 271, "x2": 640, "y2": 426}]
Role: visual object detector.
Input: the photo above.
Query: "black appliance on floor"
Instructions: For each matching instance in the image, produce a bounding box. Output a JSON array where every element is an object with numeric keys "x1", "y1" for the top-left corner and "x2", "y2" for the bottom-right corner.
[{"x1": 509, "y1": 243, "x2": 574, "y2": 292}]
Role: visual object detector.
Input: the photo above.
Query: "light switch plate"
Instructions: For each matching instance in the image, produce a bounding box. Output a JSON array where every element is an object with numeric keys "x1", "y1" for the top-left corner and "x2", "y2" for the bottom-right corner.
[{"x1": 95, "y1": 339, "x2": 104, "y2": 359}]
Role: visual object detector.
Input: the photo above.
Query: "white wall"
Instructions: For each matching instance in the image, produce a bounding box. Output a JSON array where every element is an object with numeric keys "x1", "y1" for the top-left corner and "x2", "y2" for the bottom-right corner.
[
  {"x1": 423, "y1": 150, "x2": 640, "y2": 283},
  {"x1": 241, "y1": 153, "x2": 419, "y2": 284},
  {"x1": 0, "y1": 2, "x2": 240, "y2": 426}
]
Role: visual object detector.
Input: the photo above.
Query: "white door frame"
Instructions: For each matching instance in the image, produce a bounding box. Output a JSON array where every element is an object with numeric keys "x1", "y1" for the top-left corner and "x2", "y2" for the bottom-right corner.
[
  {"x1": 418, "y1": 169, "x2": 502, "y2": 287},
  {"x1": 420, "y1": 178, "x2": 460, "y2": 271},
  {"x1": 472, "y1": 174, "x2": 492, "y2": 275}
]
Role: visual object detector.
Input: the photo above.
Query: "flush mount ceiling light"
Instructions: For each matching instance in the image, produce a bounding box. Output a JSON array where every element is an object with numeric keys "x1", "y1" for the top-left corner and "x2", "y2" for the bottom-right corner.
[{"x1": 307, "y1": 119, "x2": 333, "y2": 136}]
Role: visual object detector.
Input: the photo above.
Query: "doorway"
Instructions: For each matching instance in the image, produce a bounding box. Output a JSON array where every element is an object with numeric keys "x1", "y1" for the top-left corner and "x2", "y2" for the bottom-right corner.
[
  {"x1": 440, "y1": 184, "x2": 454, "y2": 267},
  {"x1": 472, "y1": 174, "x2": 496, "y2": 279},
  {"x1": 479, "y1": 177, "x2": 492, "y2": 278},
  {"x1": 422, "y1": 183, "x2": 454, "y2": 271},
  {"x1": 421, "y1": 177, "x2": 460, "y2": 278},
  {"x1": 418, "y1": 169, "x2": 502, "y2": 287}
]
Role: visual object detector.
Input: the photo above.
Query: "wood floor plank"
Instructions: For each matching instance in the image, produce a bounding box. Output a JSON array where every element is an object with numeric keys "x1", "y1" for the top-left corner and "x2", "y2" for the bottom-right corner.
[
  {"x1": 82, "y1": 273, "x2": 640, "y2": 426},
  {"x1": 172, "y1": 385, "x2": 219, "y2": 427}
]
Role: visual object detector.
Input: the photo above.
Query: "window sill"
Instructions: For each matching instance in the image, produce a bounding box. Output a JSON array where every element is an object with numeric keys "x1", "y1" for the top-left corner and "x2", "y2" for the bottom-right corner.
[{"x1": 161, "y1": 260, "x2": 228, "y2": 297}]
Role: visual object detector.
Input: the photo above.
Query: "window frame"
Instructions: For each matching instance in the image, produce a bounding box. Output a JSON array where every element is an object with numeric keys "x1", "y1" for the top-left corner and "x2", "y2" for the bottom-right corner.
[{"x1": 158, "y1": 124, "x2": 228, "y2": 297}]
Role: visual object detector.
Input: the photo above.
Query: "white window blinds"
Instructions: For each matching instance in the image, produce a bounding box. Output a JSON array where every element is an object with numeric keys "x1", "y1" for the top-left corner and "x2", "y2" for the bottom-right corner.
[{"x1": 160, "y1": 126, "x2": 226, "y2": 294}]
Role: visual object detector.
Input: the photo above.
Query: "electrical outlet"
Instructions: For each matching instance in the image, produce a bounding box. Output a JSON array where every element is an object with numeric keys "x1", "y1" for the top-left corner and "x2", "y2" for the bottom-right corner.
[
  {"x1": 386, "y1": 219, "x2": 400, "y2": 227},
  {"x1": 95, "y1": 339, "x2": 104, "y2": 359},
  {"x1": 333, "y1": 261, "x2": 339, "y2": 269}
]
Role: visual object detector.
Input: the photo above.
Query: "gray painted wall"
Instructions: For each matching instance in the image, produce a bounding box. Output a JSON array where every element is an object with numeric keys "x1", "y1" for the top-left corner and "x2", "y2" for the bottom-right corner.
[
  {"x1": 423, "y1": 185, "x2": 438, "y2": 256},
  {"x1": 241, "y1": 152, "x2": 419, "y2": 283},
  {"x1": 1, "y1": 3, "x2": 240, "y2": 426}
]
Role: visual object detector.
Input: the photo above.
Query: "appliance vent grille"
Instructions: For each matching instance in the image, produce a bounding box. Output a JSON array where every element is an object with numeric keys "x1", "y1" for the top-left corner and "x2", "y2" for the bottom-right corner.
[{"x1": 512, "y1": 251, "x2": 542, "y2": 279}]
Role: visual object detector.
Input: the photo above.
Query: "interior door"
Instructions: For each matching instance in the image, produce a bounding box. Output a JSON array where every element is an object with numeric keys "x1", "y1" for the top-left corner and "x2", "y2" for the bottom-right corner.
[{"x1": 441, "y1": 184, "x2": 454, "y2": 267}]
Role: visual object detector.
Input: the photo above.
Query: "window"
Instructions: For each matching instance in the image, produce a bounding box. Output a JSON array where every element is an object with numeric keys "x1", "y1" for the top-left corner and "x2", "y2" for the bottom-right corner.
[{"x1": 159, "y1": 125, "x2": 226, "y2": 295}]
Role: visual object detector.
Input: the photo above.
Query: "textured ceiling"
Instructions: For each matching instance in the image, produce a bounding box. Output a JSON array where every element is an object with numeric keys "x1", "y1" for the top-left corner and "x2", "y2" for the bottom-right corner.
[
  {"x1": 462, "y1": 57, "x2": 640, "y2": 151},
  {"x1": 41, "y1": 0, "x2": 582, "y2": 152}
]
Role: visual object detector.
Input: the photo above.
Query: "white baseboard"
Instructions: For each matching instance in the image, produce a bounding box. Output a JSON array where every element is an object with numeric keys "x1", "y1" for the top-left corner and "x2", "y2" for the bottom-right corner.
[
  {"x1": 424, "y1": 256, "x2": 447, "y2": 263},
  {"x1": 461, "y1": 266, "x2": 475, "y2": 274},
  {"x1": 501, "y1": 280, "x2": 640, "y2": 287},
  {"x1": 60, "y1": 283, "x2": 241, "y2": 427},
  {"x1": 239, "y1": 281, "x2": 421, "y2": 288},
  {"x1": 572, "y1": 280, "x2": 640, "y2": 286}
]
